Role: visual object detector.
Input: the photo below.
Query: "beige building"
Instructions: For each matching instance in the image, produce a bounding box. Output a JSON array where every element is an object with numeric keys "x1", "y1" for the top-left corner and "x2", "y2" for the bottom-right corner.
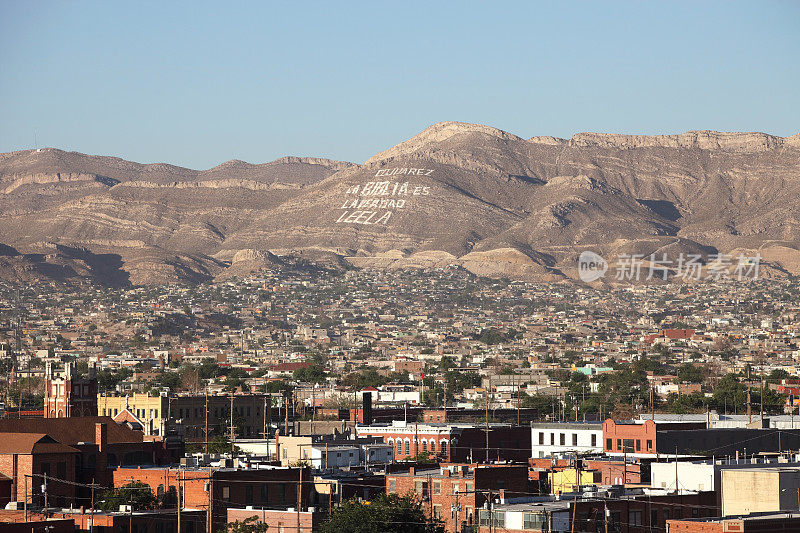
[
  {"x1": 721, "y1": 467, "x2": 800, "y2": 516},
  {"x1": 98, "y1": 392, "x2": 274, "y2": 440}
]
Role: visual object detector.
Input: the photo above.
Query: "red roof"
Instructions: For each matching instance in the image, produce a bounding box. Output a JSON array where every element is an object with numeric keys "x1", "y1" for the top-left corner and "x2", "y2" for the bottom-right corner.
[
  {"x1": 0, "y1": 433, "x2": 79, "y2": 455},
  {"x1": 0, "y1": 416, "x2": 144, "y2": 445}
]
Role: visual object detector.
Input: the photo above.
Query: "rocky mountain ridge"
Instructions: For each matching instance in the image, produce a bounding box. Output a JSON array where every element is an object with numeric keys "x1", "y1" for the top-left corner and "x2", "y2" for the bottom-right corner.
[{"x1": 1, "y1": 122, "x2": 798, "y2": 285}]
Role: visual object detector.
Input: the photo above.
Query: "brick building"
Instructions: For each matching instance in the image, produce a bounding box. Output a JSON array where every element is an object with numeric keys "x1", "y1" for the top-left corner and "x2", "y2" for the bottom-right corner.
[
  {"x1": 0, "y1": 433, "x2": 79, "y2": 509},
  {"x1": 603, "y1": 419, "x2": 800, "y2": 457},
  {"x1": 44, "y1": 362, "x2": 98, "y2": 418},
  {"x1": 386, "y1": 464, "x2": 533, "y2": 532},
  {"x1": 0, "y1": 417, "x2": 178, "y2": 507},
  {"x1": 228, "y1": 507, "x2": 319, "y2": 533},
  {"x1": 478, "y1": 490, "x2": 718, "y2": 533},
  {"x1": 667, "y1": 513, "x2": 800, "y2": 533},
  {"x1": 99, "y1": 392, "x2": 287, "y2": 442},
  {"x1": 357, "y1": 422, "x2": 531, "y2": 462},
  {"x1": 113, "y1": 465, "x2": 312, "y2": 531}
]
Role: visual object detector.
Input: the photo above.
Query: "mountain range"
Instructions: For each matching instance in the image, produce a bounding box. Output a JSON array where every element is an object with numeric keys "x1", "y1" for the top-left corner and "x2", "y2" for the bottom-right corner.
[{"x1": 1, "y1": 121, "x2": 799, "y2": 285}]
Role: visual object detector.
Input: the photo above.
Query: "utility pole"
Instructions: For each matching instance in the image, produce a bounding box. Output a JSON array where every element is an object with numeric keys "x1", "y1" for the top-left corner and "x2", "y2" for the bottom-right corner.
[
  {"x1": 284, "y1": 392, "x2": 290, "y2": 437},
  {"x1": 297, "y1": 467, "x2": 302, "y2": 533},
  {"x1": 650, "y1": 385, "x2": 655, "y2": 421},
  {"x1": 485, "y1": 381, "x2": 490, "y2": 464},
  {"x1": 42, "y1": 473, "x2": 48, "y2": 517},
  {"x1": 23, "y1": 475, "x2": 27, "y2": 522},
  {"x1": 760, "y1": 367, "x2": 765, "y2": 422},
  {"x1": 204, "y1": 388, "x2": 209, "y2": 454},
  {"x1": 229, "y1": 395, "x2": 235, "y2": 453},
  {"x1": 177, "y1": 471, "x2": 181, "y2": 533},
  {"x1": 516, "y1": 374, "x2": 520, "y2": 426},
  {"x1": 206, "y1": 469, "x2": 213, "y2": 533},
  {"x1": 128, "y1": 489, "x2": 133, "y2": 533},
  {"x1": 89, "y1": 479, "x2": 95, "y2": 533},
  {"x1": 747, "y1": 366, "x2": 752, "y2": 423}
]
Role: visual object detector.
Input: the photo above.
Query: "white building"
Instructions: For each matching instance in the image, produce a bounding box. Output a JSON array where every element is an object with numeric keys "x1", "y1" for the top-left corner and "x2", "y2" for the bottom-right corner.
[
  {"x1": 650, "y1": 457, "x2": 800, "y2": 493},
  {"x1": 530, "y1": 422, "x2": 603, "y2": 458}
]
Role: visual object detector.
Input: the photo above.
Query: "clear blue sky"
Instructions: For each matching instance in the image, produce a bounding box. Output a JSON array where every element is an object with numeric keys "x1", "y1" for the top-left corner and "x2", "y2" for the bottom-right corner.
[{"x1": 1, "y1": 1, "x2": 798, "y2": 168}]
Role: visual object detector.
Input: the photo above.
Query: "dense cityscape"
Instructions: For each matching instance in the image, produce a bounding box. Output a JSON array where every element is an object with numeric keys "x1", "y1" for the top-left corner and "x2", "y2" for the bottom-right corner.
[{"x1": 0, "y1": 269, "x2": 799, "y2": 532}]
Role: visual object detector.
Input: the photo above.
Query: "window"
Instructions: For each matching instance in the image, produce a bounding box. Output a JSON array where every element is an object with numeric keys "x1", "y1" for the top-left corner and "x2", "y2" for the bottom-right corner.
[
  {"x1": 222, "y1": 486, "x2": 230, "y2": 500},
  {"x1": 664, "y1": 510, "x2": 670, "y2": 520},
  {"x1": 414, "y1": 481, "x2": 423, "y2": 495},
  {"x1": 388, "y1": 479, "x2": 396, "y2": 493},
  {"x1": 591, "y1": 434, "x2": 597, "y2": 447},
  {"x1": 405, "y1": 440, "x2": 410, "y2": 455},
  {"x1": 560, "y1": 433, "x2": 565, "y2": 446},
  {"x1": 539, "y1": 432, "x2": 544, "y2": 445},
  {"x1": 651, "y1": 509, "x2": 658, "y2": 526},
  {"x1": 433, "y1": 481, "x2": 441, "y2": 495},
  {"x1": 572, "y1": 433, "x2": 578, "y2": 446},
  {"x1": 422, "y1": 440, "x2": 427, "y2": 452},
  {"x1": 466, "y1": 507, "x2": 474, "y2": 524},
  {"x1": 397, "y1": 441, "x2": 402, "y2": 454},
  {"x1": 636, "y1": 439, "x2": 641, "y2": 451},
  {"x1": 261, "y1": 484, "x2": 268, "y2": 502},
  {"x1": 523, "y1": 512, "x2": 545, "y2": 530},
  {"x1": 692, "y1": 508, "x2": 699, "y2": 518},
  {"x1": 550, "y1": 433, "x2": 555, "y2": 445},
  {"x1": 432, "y1": 504, "x2": 442, "y2": 519},
  {"x1": 440, "y1": 441, "x2": 447, "y2": 455},
  {"x1": 646, "y1": 439, "x2": 653, "y2": 451},
  {"x1": 628, "y1": 511, "x2": 642, "y2": 526},
  {"x1": 452, "y1": 483, "x2": 460, "y2": 495},
  {"x1": 607, "y1": 438, "x2": 612, "y2": 450},
  {"x1": 245, "y1": 485, "x2": 253, "y2": 504},
  {"x1": 479, "y1": 510, "x2": 505, "y2": 528}
]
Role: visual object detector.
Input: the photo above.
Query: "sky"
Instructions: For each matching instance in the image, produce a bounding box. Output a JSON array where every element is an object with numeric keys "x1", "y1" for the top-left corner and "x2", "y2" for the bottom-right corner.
[{"x1": 1, "y1": 1, "x2": 798, "y2": 169}]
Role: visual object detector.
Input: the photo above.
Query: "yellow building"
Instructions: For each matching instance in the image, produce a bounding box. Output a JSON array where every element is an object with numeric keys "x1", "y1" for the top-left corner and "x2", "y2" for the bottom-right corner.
[{"x1": 548, "y1": 468, "x2": 601, "y2": 494}]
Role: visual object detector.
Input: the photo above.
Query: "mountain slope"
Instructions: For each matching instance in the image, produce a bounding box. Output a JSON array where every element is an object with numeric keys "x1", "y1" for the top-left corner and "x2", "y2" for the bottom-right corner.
[{"x1": 1, "y1": 123, "x2": 798, "y2": 285}]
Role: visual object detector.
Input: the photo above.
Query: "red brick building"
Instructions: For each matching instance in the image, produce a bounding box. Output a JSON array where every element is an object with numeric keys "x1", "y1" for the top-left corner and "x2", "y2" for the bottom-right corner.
[
  {"x1": 357, "y1": 422, "x2": 531, "y2": 462},
  {"x1": 44, "y1": 362, "x2": 98, "y2": 418},
  {"x1": 0, "y1": 417, "x2": 178, "y2": 508},
  {"x1": 386, "y1": 464, "x2": 533, "y2": 532},
  {"x1": 228, "y1": 507, "x2": 319, "y2": 533},
  {"x1": 0, "y1": 433, "x2": 79, "y2": 509},
  {"x1": 113, "y1": 465, "x2": 312, "y2": 531},
  {"x1": 667, "y1": 513, "x2": 800, "y2": 532},
  {"x1": 603, "y1": 419, "x2": 705, "y2": 456}
]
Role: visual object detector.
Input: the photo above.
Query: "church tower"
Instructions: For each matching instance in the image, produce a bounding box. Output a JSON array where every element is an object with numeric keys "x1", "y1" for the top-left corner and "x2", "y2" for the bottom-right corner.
[{"x1": 44, "y1": 362, "x2": 98, "y2": 418}]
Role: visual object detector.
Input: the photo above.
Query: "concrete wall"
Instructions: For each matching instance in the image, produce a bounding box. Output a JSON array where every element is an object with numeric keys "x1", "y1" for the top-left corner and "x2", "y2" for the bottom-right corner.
[{"x1": 721, "y1": 468, "x2": 800, "y2": 516}]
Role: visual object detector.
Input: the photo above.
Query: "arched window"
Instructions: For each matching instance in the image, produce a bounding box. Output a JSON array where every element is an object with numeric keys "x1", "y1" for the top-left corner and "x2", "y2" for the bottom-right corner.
[
  {"x1": 404, "y1": 439, "x2": 411, "y2": 455},
  {"x1": 422, "y1": 440, "x2": 427, "y2": 452},
  {"x1": 440, "y1": 440, "x2": 448, "y2": 455},
  {"x1": 429, "y1": 439, "x2": 436, "y2": 452},
  {"x1": 397, "y1": 440, "x2": 402, "y2": 454}
]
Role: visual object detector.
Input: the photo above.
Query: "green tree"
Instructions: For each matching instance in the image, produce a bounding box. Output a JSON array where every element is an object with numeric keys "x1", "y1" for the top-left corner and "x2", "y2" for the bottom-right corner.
[
  {"x1": 321, "y1": 493, "x2": 443, "y2": 533},
  {"x1": 675, "y1": 363, "x2": 704, "y2": 384},
  {"x1": 293, "y1": 364, "x2": 327, "y2": 383},
  {"x1": 222, "y1": 516, "x2": 269, "y2": 533},
  {"x1": 98, "y1": 481, "x2": 157, "y2": 511}
]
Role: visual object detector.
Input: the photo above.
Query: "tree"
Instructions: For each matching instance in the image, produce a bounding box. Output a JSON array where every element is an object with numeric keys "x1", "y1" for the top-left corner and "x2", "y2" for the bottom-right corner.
[
  {"x1": 675, "y1": 363, "x2": 704, "y2": 384},
  {"x1": 321, "y1": 493, "x2": 443, "y2": 533},
  {"x1": 98, "y1": 481, "x2": 156, "y2": 511},
  {"x1": 293, "y1": 364, "x2": 327, "y2": 384},
  {"x1": 223, "y1": 516, "x2": 269, "y2": 533}
]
